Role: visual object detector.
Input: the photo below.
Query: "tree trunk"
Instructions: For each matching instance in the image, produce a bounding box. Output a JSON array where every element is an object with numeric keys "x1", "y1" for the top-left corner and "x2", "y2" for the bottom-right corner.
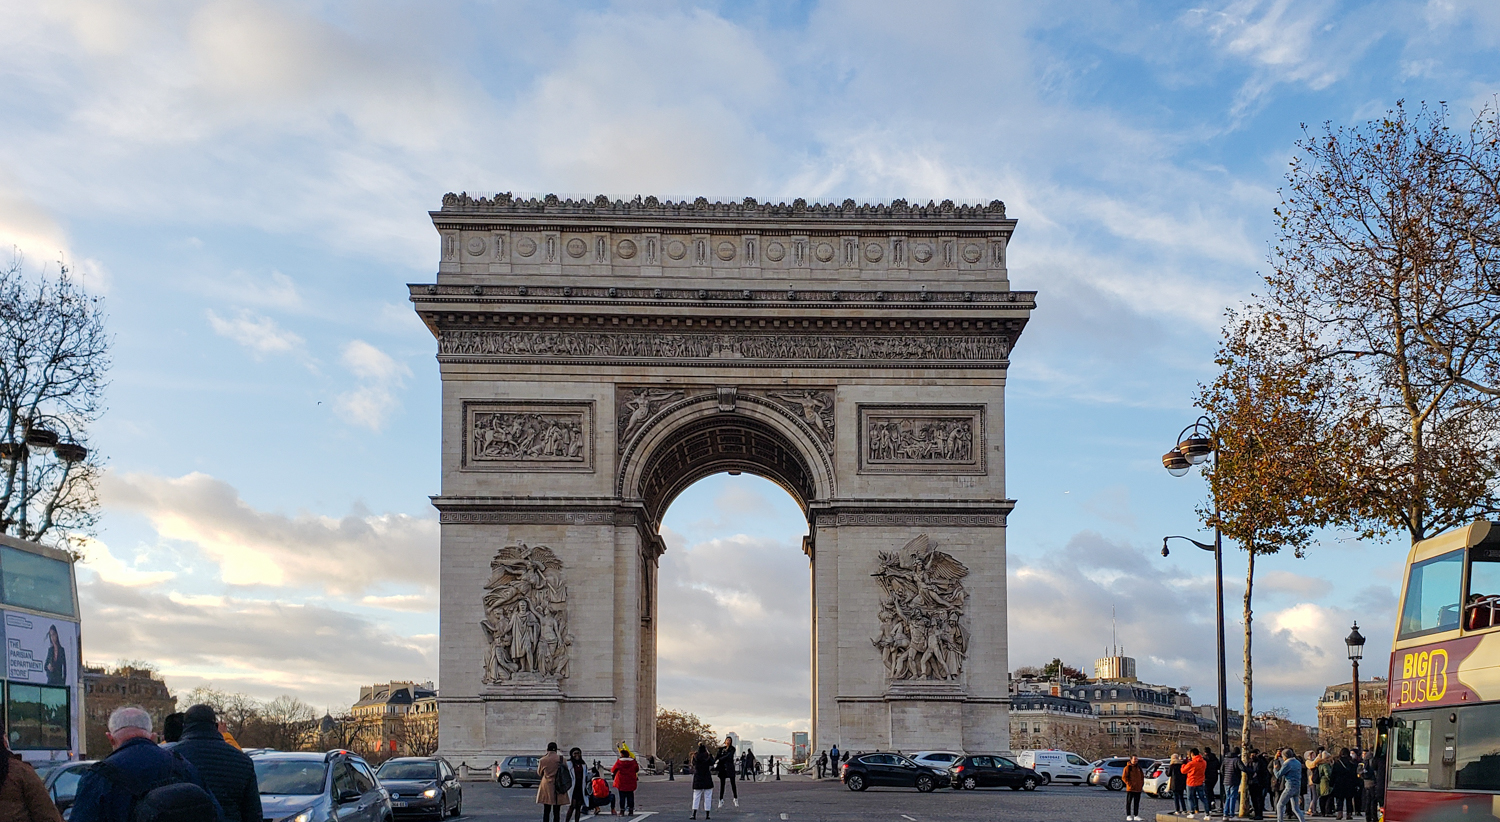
[{"x1": 1239, "y1": 546, "x2": 1256, "y2": 814}]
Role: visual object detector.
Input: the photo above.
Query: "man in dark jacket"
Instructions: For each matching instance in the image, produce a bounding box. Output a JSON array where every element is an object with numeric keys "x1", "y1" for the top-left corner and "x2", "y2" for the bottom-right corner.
[
  {"x1": 71, "y1": 706, "x2": 223, "y2": 822},
  {"x1": 1223, "y1": 748, "x2": 1243, "y2": 819},
  {"x1": 174, "y1": 704, "x2": 262, "y2": 822},
  {"x1": 1205, "y1": 749, "x2": 1222, "y2": 812}
]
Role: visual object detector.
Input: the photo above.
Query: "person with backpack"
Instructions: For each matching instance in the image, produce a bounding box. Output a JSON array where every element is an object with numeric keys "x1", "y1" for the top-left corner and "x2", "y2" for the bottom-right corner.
[
  {"x1": 171, "y1": 705, "x2": 261, "y2": 822},
  {"x1": 71, "y1": 706, "x2": 222, "y2": 822},
  {"x1": 0, "y1": 733, "x2": 61, "y2": 822},
  {"x1": 585, "y1": 768, "x2": 614, "y2": 816}
]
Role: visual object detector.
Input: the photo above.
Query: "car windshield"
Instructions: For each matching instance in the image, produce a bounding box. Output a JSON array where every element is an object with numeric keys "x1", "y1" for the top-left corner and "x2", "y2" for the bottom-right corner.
[
  {"x1": 255, "y1": 759, "x2": 327, "y2": 795},
  {"x1": 379, "y1": 762, "x2": 439, "y2": 780}
]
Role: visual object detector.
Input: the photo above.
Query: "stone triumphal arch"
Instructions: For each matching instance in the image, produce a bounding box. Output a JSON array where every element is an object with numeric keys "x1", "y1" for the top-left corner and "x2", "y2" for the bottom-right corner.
[{"x1": 412, "y1": 193, "x2": 1033, "y2": 766}]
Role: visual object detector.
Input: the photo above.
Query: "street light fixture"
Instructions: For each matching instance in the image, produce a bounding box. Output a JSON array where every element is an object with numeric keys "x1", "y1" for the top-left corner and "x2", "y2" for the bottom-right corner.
[
  {"x1": 1346, "y1": 622, "x2": 1367, "y2": 751},
  {"x1": 0, "y1": 418, "x2": 89, "y2": 540},
  {"x1": 1161, "y1": 415, "x2": 1230, "y2": 765}
]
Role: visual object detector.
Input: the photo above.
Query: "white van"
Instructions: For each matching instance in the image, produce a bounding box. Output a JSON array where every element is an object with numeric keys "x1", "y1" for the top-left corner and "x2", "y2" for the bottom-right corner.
[{"x1": 1014, "y1": 750, "x2": 1093, "y2": 785}]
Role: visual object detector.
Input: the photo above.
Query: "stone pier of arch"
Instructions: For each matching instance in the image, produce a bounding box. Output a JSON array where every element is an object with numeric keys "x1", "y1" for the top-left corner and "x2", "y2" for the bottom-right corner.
[{"x1": 413, "y1": 194, "x2": 1034, "y2": 766}]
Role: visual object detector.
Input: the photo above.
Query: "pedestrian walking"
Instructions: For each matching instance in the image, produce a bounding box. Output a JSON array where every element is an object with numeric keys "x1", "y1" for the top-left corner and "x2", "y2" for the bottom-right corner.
[
  {"x1": 1330, "y1": 748, "x2": 1357, "y2": 820},
  {"x1": 1223, "y1": 747, "x2": 1243, "y2": 819},
  {"x1": 1168, "y1": 754, "x2": 1187, "y2": 815},
  {"x1": 1184, "y1": 748, "x2": 1208, "y2": 815},
  {"x1": 70, "y1": 706, "x2": 221, "y2": 822},
  {"x1": 1362, "y1": 746, "x2": 1383, "y2": 822},
  {"x1": 0, "y1": 732, "x2": 62, "y2": 822},
  {"x1": 171, "y1": 705, "x2": 261, "y2": 822},
  {"x1": 1206, "y1": 748, "x2": 1221, "y2": 814},
  {"x1": 537, "y1": 742, "x2": 568, "y2": 822},
  {"x1": 1275, "y1": 748, "x2": 1307, "y2": 822},
  {"x1": 611, "y1": 744, "x2": 638, "y2": 817},
  {"x1": 1123, "y1": 755, "x2": 1145, "y2": 821},
  {"x1": 691, "y1": 743, "x2": 714, "y2": 820},
  {"x1": 716, "y1": 736, "x2": 738, "y2": 809},
  {"x1": 564, "y1": 748, "x2": 589, "y2": 822},
  {"x1": 816, "y1": 750, "x2": 828, "y2": 780}
]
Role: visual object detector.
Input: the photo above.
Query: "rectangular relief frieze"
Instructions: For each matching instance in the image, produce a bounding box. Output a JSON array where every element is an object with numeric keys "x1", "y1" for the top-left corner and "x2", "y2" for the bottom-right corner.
[
  {"x1": 858, "y1": 404, "x2": 985, "y2": 475},
  {"x1": 462, "y1": 401, "x2": 594, "y2": 472}
]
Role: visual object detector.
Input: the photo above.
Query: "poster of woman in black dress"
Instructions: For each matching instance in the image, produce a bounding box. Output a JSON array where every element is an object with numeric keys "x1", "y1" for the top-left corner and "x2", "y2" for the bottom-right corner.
[{"x1": 44, "y1": 624, "x2": 66, "y2": 685}]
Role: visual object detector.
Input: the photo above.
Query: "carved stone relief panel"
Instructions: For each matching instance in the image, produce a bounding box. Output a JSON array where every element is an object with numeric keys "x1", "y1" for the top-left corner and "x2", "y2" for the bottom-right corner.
[
  {"x1": 462, "y1": 401, "x2": 594, "y2": 472},
  {"x1": 615, "y1": 386, "x2": 693, "y2": 451},
  {"x1": 872, "y1": 534, "x2": 969, "y2": 682},
  {"x1": 480, "y1": 542, "x2": 572, "y2": 684},
  {"x1": 758, "y1": 389, "x2": 835, "y2": 448},
  {"x1": 858, "y1": 404, "x2": 985, "y2": 474}
]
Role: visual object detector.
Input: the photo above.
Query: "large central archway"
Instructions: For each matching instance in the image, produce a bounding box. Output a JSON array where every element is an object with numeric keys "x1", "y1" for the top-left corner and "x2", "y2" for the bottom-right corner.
[{"x1": 417, "y1": 193, "x2": 1033, "y2": 765}]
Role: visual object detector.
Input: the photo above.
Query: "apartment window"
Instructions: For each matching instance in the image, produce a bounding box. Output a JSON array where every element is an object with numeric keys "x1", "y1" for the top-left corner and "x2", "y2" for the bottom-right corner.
[
  {"x1": 1094, "y1": 689, "x2": 1102, "y2": 699},
  {"x1": 1033, "y1": 724, "x2": 1041, "y2": 733},
  {"x1": 1111, "y1": 689, "x2": 1118, "y2": 698}
]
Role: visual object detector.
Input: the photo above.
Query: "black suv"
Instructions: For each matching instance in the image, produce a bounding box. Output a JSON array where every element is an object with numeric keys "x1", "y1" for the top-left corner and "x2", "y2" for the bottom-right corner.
[
  {"x1": 840, "y1": 752, "x2": 950, "y2": 792},
  {"x1": 948, "y1": 755, "x2": 1041, "y2": 791},
  {"x1": 375, "y1": 757, "x2": 462, "y2": 819}
]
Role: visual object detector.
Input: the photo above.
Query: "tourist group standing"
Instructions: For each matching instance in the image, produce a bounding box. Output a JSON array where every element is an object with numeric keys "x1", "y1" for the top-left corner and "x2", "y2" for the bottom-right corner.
[{"x1": 1204, "y1": 746, "x2": 1379, "y2": 822}]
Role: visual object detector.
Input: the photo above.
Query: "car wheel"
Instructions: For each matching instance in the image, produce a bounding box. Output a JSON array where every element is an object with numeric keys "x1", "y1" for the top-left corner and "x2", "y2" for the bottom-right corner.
[
  {"x1": 1022, "y1": 777, "x2": 1038, "y2": 791},
  {"x1": 916, "y1": 774, "x2": 935, "y2": 793},
  {"x1": 1108, "y1": 776, "x2": 1124, "y2": 791},
  {"x1": 846, "y1": 774, "x2": 866, "y2": 792},
  {"x1": 450, "y1": 795, "x2": 462, "y2": 817},
  {"x1": 1038, "y1": 772, "x2": 1051, "y2": 786},
  {"x1": 962, "y1": 776, "x2": 978, "y2": 791},
  {"x1": 498, "y1": 773, "x2": 513, "y2": 788}
]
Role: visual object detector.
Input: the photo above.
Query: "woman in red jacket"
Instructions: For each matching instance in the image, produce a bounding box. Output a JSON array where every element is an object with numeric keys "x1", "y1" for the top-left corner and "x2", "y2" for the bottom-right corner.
[{"x1": 611, "y1": 744, "x2": 639, "y2": 817}]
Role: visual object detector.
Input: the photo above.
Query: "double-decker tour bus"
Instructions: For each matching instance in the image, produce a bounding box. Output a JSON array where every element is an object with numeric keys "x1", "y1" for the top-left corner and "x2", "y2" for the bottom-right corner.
[{"x1": 1388, "y1": 520, "x2": 1500, "y2": 820}]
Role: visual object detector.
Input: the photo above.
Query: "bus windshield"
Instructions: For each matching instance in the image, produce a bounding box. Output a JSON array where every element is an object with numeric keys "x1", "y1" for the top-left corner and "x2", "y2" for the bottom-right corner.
[{"x1": 1400, "y1": 549, "x2": 1464, "y2": 637}]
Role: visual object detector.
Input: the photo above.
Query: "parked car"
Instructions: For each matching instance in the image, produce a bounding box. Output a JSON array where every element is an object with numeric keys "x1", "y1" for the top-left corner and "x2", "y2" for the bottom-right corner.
[
  {"x1": 496, "y1": 755, "x2": 542, "y2": 787},
  {"x1": 1089, "y1": 757, "x2": 1156, "y2": 791},
  {"x1": 253, "y1": 750, "x2": 392, "y2": 822},
  {"x1": 947, "y1": 755, "x2": 1042, "y2": 791},
  {"x1": 376, "y1": 756, "x2": 463, "y2": 819},
  {"x1": 1144, "y1": 760, "x2": 1173, "y2": 798},
  {"x1": 840, "y1": 752, "x2": 950, "y2": 792},
  {"x1": 1014, "y1": 750, "x2": 1092, "y2": 785},
  {"x1": 41, "y1": 759, "x2": 96, "y2": 818},
  {"x1": 906, "y1": 750, "x2": 965, "y2": 775}
]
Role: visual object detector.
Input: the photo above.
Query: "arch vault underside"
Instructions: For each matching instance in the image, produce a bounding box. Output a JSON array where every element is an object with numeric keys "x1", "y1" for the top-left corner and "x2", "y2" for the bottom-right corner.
[{"x1": 417, "y1": 194, "x2": 1034, "y2": 765}]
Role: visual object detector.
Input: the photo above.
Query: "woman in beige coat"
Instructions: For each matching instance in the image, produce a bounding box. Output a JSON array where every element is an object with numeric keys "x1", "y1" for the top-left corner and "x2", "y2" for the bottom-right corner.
[
  {"x1": 0, "y1": 738, "x2": 61, "y2": 822},
  {"x1": 536, "y1": 742, "x2": 567, "y2": 822}
]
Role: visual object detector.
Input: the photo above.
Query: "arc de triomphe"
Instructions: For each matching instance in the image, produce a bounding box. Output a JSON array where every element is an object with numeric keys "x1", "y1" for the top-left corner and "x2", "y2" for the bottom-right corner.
[{"x1": 412, "y1": 193, "x2": 1033, "y2": 765}]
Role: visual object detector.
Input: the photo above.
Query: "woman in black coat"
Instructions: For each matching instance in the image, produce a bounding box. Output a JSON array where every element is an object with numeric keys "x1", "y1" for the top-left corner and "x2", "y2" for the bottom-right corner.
[
  {"x1": 1331, "y1": 748, "x2": 1359, "y2": 819},
  {"x1": 691, "y1": 743, "x2": 715, "y2": 820},
  {"x1": 715, "y1": 737, "x2": 738, "y2": 808},
  {"x1": 563, "y1": 747, "x2": 588, "y2": 822}
]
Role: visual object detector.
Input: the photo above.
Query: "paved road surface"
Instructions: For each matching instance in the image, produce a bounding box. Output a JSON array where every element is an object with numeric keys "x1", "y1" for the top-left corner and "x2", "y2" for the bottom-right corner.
[{"x1": 457, "y1": 774, "x2": 1160, "y2": 821}]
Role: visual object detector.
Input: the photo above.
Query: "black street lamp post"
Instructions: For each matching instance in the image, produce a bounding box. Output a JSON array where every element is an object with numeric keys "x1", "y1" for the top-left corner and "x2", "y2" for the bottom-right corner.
[
  {"x1": 1161, "y1": 416, "x2": 1230, "y2": 765},
  {"x1": 1346, "y1": 622, "x2": 1367, "y2": 751},
  {"x1": 0, "y1": 418, "x2": 89, "y2": 539}
]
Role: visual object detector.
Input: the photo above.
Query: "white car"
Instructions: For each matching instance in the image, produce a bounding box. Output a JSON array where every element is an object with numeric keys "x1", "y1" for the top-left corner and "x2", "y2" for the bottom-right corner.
[
  {"x1": 1015, "y1": 750, "x2": 1093, "y2": 785},
  {"x1": 906, "y1": 751, "x2": 965, "y2": 775},
  {"x1": 1144, "y1": 760, "x2": 1173, "y2": 798}
]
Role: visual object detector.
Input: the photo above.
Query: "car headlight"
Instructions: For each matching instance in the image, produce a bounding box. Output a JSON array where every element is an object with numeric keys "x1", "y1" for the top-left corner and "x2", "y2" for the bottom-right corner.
[
  {"x1": 423, "y1": 788, "x2": 438, "y2": 798},
  {"x1": 281, "y1": 810, "x2": 314, "y2": 822}
]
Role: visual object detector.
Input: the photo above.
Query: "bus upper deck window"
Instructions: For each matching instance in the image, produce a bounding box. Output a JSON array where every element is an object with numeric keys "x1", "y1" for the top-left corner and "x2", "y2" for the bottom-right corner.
[
  {"x1": 1468, "y1": 548, "x2": 1500, "y2": 630},
  {"x1": 1401, "y1": 550, "x2": 1464, "y2": 638}
]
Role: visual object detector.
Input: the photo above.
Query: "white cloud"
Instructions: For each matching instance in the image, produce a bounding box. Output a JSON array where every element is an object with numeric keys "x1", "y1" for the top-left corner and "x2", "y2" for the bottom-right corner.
[
  {"x1": 335, "y1": 340, "x2": 410, "y2": 430},
  {"x1": 76, "y1": 538, "x2": 177, "y2": 587},
  {"x1": 206, "y1": 308, "x2": 305, "y2": 356},
  {"x1": 101, "y1": 470, "x2": 437, "y2": 596},
  {"x1": 80, "y1": 575, "x2": 434, "y2": 710}
]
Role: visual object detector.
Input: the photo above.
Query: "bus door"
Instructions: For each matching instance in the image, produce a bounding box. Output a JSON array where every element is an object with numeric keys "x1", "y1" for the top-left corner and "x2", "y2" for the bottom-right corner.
[{"x1": 1390, "y1": 712, "x2": 1447, "y2": 791}]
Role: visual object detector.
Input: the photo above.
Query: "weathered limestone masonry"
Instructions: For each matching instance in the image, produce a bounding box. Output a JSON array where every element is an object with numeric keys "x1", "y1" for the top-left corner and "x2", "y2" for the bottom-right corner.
[{"x1": 412, "y1": 193, "x2": 1034, "y2": 768}]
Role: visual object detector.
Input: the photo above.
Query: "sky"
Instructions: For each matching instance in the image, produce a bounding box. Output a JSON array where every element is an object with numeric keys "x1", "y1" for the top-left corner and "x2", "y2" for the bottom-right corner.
[{"x1": 1, "y1": 0, "x2": 1498, "y2": 746}]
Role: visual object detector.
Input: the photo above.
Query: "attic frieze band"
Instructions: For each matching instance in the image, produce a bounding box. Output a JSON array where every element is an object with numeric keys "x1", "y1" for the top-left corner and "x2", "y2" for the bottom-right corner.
[
  {"x1": 438, "y1": 192, "x2": 1010, "y2": 221},
  {"x1": 413, "y1": 284, "x2": 1037, "y2": 307},
  {"x1": 438, "y1": 329, "x2": 1011, "y2": 363}
]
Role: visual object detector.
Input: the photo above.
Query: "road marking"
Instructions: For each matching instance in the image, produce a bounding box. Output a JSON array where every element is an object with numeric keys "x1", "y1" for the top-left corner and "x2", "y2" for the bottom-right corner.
[
  {"x1": 628, "y1": 814, "x2": 658, "y2": 822},
  {"x1": 780, "y1": 814, "x2": 789, "y2": 820},
  {"x1": 902, "y1": 816, "x2": 917, "y2": 821}
]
